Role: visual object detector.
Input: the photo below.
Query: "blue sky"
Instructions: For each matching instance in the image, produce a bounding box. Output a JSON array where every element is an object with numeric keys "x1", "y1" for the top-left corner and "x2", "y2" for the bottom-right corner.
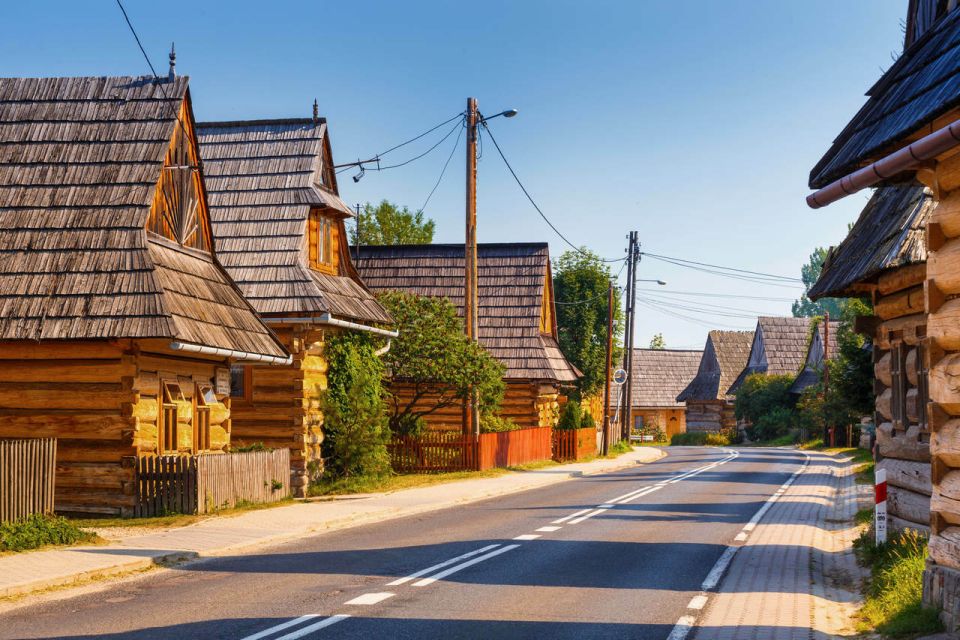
[{"x1": 4, "y1": 1, "x2": 905, "y2": 348}]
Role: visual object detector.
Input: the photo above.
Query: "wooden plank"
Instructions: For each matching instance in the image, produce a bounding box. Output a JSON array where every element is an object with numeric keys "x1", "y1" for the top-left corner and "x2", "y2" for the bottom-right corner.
[
  {"x1": 879, "y1": 458, "x2": 932, "y2": 496},
  {"x1": 875, "y1": 285, "x2": 926, "y2": 320},
  {"x1": 878, "y1": 263, "x2": 927, "y2": 296}
]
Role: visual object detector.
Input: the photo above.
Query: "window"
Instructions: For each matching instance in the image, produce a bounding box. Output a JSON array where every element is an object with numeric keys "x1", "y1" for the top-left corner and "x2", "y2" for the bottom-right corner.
[
  {"x1": 917, "y1": 342, "x2": 930, "y2": 430},
  {"x1": 160, "y1": 382, "x2": 185, "y2": 454},
  {"x1": 308, "y1": 211, "x2": 338, "y2": 273},
  {"x1": 194, "y1": 384, "x2": 213, "y2": 453},
  {"x1": 230, "y1": 364, "x2": 249, "y2": 400},
  {"x1": 890, "y1": 343, "x2": 907, "y2": 430}
]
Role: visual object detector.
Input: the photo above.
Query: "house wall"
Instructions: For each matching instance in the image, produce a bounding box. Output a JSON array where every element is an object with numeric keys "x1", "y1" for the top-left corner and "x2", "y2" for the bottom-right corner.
[
  {"x1": 0, "y1": 340, "x2": 234, "y2": 517},
  {"x1": 871, "y1": 263, "x2": 931, "y2": 533},
  {"x1": 230, "y1": 325, "x2": 327, "y2": 497},
  {"x1": 685, "y1": 400, "x2": 736, "y2": 433},
  {"x1": 623, "y1": 407, "x2": 686, "y2": 439}
]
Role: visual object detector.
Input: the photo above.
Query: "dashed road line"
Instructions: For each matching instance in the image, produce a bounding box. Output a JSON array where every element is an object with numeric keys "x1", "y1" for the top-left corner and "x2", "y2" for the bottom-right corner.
[
  {"x1": 568, "y1": 507, "x2": 609, "y2": 524},
  {"x1": 272, "y1": 614, "x2": 351, "y2": 640},
  {"x1": 513, "y1": 534, "x2": 540, "y2": 541},
  {"x1": 343, "y1": 592, "x2": 394, "y2": 606},
  {"x1": 551, "y1": 508, "x2": 593, "y2": 524},
  {"x1": 687, "y1": 594, "x2": 708, "y2": 610},
  {"x1": 386, "y1": 544, "x2": 500, "y2": 586},
  {"x1": 239, "y1": 615, "x2": 321, "y2": 640},
  {"x1": 412, "y1": 544, "x2": 521, "y2": 587},
  {"x1": 536, "y1": 526, "x2": 561, "y2": 532}
]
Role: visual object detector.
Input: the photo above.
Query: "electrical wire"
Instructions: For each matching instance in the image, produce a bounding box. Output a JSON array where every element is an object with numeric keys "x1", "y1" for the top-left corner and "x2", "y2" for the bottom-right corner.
[
  {"x1": 417, "y1": 119, "x2": 464, "y2": 214},
  {"x1": 555, "y1": 261, "x2": 627, "y2": 306},
  {"x1": 635, "y1": 288, "x2": 795, "y2": 302},
  {"x1": 371, "y1": 117, "x2": 464, "y2": 170},
  {"x1": 636, "y1": 298, "x2": 753, "y2": 330},
  {"x1": 640, "y1": 252, "x2": 801, "y2": 284},
  {"x1": 335, "y1": 112, "x2": 466, "y2": 174},
  {"x1": 638, "y1": 292, "x2": 779, "y2": 317},
  {"x1": 482, "y1": 122, "x2": 625, "y2": 264}
]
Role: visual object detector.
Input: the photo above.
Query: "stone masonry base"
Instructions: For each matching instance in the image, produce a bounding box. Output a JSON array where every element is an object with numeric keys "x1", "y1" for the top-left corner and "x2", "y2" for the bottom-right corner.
[{"x1": 924, "y1": 562, "x2": 960, "y2": 632}]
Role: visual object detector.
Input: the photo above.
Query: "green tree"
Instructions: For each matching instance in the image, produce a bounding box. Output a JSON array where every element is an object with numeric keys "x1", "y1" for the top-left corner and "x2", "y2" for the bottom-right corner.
[
  {"x1": 734, "y1": 373, "x2": 796, "y2": 440},
  {"x1": 350, "y1": 200, "x2": 435, "y2": 245},
  {"x1": 792, "y1": 248, "x2": 847, "y2": 318},
  {"x1": 320, "y1": 333, "x2": 390, "y2": 479},
  {"x1": 649, "y1": 333, "x2": 666, "y2": 349},
  {"x1": 377, "y1": 291, "x2": 506, "y2": 434},
  {"x1": 553, "y1": 249, "x2": 623, "y2": 399}
]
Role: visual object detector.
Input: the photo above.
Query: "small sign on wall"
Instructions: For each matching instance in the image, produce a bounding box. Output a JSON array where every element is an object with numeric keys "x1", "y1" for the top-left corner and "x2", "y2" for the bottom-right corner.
[{"x1": 215, "y1": 367, "x2": 231, "y2": 396}]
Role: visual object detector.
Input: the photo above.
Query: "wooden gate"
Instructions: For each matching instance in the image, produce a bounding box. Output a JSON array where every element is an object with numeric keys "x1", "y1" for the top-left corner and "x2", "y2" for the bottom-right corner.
[{"x1": 0, "y1": 438, "x2": 56, "y2": 523}]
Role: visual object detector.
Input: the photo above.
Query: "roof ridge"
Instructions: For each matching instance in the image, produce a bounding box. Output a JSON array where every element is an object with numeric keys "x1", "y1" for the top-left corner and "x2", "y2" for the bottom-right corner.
[{"x1": 198, "y1": 118, "x2": 324, "y2": 128}]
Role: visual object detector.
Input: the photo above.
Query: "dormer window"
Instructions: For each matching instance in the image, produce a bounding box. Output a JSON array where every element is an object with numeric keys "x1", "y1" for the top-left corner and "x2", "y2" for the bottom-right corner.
[{"x1": 308, "y1": 210, "x2": 338, "y2": 274}]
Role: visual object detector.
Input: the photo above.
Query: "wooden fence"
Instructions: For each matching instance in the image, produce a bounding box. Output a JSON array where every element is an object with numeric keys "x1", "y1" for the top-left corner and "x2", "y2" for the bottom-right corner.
[
  {"x1": 0, "y1": 438, "x2": 56, "y2": 523},
  {"x1": 553, "y1": 427, "x2": 598, "y2": 462},
  {"x1": 387, "y1": 427, "x2": 553, "y2": 473},
  {"x1": 134, "y1": 449, "x2": 290, "y2": 517}
]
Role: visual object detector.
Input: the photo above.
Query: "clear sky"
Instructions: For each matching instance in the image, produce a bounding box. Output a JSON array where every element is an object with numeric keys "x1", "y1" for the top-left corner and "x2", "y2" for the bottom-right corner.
[{"x1": 4, "y1": 1, "x2": 906, "y2": 349}]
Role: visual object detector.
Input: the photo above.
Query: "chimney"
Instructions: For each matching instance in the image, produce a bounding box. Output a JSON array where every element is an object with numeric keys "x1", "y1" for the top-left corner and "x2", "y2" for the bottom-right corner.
[
  {"x1": 168, "y1": 43, "x2": 176, "y2": 82},
  {"x1": 312, "y1": 99, "x2": 319, "y2": 125}
]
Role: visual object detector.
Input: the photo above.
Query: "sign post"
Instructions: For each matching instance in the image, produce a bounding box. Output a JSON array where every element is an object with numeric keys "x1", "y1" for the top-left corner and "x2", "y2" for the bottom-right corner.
[{"x1": 875, "y1": 467, "x2": 888, "y2": 544}]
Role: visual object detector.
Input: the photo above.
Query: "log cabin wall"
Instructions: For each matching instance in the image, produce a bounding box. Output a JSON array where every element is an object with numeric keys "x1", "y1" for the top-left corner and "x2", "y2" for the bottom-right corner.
[
  {"x1": 627, "y1": 408, "x2": 686, "y2": 439},
  {"x1": 685, "y1": 400, "x2": 736, "y2": 433},
  {"x1": 872, "y1": 264, "x2": 932, "y2": 532},
  {"x1": 230, "y1": 326, "x2": 327, "y2": 497}
]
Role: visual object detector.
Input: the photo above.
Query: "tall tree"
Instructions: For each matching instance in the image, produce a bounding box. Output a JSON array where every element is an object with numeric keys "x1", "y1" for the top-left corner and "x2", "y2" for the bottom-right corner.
[
  {"x1": 553, "y1": 249, "x2": 624, "y2": 399},
  {"x1": 350, "y1": 200, "x2": 435, "y2": 245},
  {"x1": 792, "y1": 247, "x2": 846, "y2": 318},
  {"x1": 649, "y1": 333, "x2": 666, "y2": 349}
]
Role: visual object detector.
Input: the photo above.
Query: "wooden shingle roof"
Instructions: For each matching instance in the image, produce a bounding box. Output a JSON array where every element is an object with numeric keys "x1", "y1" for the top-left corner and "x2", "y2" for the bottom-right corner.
[
  {"x1": 727, "y1": 316, "x2": 814, "y2": 394},
  {"x1": 810, "y1": 8, "x2": 960, "y2": 188},
  {"x1": 677, "y1": 330, "x2": 755, "y2": 402},
  {"x1": 355, "y1": 243, "x2": 579, "y2": 383},
  {"x1": 790, "y1": 319, "x2": 841, "y2": 394},
  {"x1": 610, "y1": 349, "x2": 703, "y2": 409},
  {"x1": 0, "y1": 75, "x2": 286, "y2": 359},
  {"x1": 809, "y1": 185, "x2": 932, "y2": 299},
  {"x1": 197, "y1": 119, "x2": 390, "y2": 325}
]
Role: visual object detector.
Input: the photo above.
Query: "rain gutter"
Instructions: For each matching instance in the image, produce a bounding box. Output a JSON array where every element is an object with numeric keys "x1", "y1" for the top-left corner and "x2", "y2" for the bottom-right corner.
[
  {"x1": 807, "y1": 118, "x2": 960, "y2": 209},
  {"x1": 169, "y1": 341, "x2": 293, "y2": 366},
  {"x1": 263, "y1": 314, "x2": 399, "y2": 338}
]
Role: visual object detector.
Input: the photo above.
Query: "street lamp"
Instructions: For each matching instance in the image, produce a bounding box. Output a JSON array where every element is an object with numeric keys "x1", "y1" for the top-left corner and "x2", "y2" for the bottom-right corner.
[{"x1": 637, "y1": 279, "x2": 667, "y2": 286}]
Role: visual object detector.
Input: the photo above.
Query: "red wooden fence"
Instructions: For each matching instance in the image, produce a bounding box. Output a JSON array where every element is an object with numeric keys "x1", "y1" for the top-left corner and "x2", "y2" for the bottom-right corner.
[
  {"x1": 478, "y1": 427, "x2": 552, "y2": 470},
  {"x1": 387, "y1": 427, "x2": 554, "y2": 473},
  {"x1": 552, "y1": 427, "x2": 598, "y2": 462}
]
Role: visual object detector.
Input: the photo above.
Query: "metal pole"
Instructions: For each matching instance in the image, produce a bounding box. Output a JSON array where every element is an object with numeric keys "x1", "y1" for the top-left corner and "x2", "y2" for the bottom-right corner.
[
  {"x1": 823, "y1": 311, "x2": 832, "y2": 446},
  {"x1": 465, "y1": 98, "x2": 480, "y2": 437},
  {"x1": 602, "y1": 281, "x2": 614, "y2": 456},
  {"x1": 354, "y1": 203, "x2": 362, "y2": 262}
]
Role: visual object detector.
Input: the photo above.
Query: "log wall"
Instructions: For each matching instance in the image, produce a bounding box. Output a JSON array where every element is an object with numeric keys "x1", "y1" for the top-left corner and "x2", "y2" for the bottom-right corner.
[
  {"x1": 230, "y1": 325, "x2": 326, "y2": 497},
  {"x1": 685, "y1": 400, "x2": 736, "y2": 433},
  {"x1": 624, "y1": 407, "x2": 686, "y2": 439},
  {"x1": 871, "y1": 264, "x2": 932, "y2": 532}
]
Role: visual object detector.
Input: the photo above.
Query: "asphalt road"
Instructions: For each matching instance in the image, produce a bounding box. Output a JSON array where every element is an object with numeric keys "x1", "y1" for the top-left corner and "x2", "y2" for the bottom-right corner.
[{"x1": 3, "y1": 446, "x2": 805, "y2": 640}]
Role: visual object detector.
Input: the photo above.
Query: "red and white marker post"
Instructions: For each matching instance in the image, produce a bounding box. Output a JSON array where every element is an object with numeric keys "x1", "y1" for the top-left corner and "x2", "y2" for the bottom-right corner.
[{"x1": 875, "y1": 467, "x2": 888, "y2": 544}]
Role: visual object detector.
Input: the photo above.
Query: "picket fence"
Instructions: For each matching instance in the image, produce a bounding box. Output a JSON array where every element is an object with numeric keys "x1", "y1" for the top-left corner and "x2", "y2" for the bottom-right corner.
[
  {"x1": 552, "y1": 427, "x2": 598, "y2": 462},
  {"x1": 387, "y1": 427, "x2": 554, "y2": 473},
  {"x1": 0, "y1": 438, "x2": 56, "y2": 523}
]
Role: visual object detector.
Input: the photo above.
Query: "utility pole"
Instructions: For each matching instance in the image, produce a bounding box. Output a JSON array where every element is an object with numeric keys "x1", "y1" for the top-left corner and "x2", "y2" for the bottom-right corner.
[
  {"x1": 464, "y1": 97, "x2": 480, "y2": 437},
  {"x1": 353, "y1": 203, "x2": 362, "y2": 262},
  {"x1": 823, "y1": 311, "x2": 832, "y2": 446},
  {"x1": 602, "y1": 281, "x2": 615, "y2": 456},
  {"x1": 621, "y1": 232, "x2": 639, "y2": 440}
]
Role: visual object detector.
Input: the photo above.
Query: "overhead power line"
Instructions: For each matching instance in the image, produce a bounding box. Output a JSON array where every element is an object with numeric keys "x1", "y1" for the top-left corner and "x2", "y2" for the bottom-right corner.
[
  {"x1": 417, "y1": 120, "x2": 465, "y2": 214},
  {"x1": 640, "y1": 251, "x2": 802, "y2": 284},
  {"x1": 636, "y1": 298, "x2": 753, "y2": 330},
  {"x1": 335, "y1": 112, "x2": 466, "y2": 174},
  {"x1": 635, "y1": 288, "x2": 795, "y2": 302}
]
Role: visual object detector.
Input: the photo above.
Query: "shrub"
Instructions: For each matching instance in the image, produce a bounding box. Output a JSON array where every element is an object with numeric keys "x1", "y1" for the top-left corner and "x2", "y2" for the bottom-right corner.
[
  {"x1": 231, "y1": 442, "x2": 267, "y2": 453},
  {"x1": 480, "y1": 415, "x2": 522, "y2": 433},
  {"x1": 580, "y1": 411, "x2": 596, "y2": 430},
  {"x1": 749, "y1": 406, "x2": 796, "y2": 442},
  {"x1": 735, "y1": 373, "x2": 796, "y2": 425},
  {"x1": 320, "y1": 332, "x2": 390, "y2": 480},
  {"x1": 0, "y1": 514, "x2": 94, "y2": 552},
  {"x1": 670, "y1": 431, "x2": 731, "y2": 446},
  {"x1": 556, "y1": 400, "x2": 582, "y2": 430}
]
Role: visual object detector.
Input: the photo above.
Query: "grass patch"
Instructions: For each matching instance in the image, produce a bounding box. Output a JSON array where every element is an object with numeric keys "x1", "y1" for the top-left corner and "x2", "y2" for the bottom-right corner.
[
  {"x1": 855, "y1": 507, "x2": 874, "y2": 526},
  {"x1": 855, "y1": 528, "x2": 943, "y2": 637},
  {"x1": 670, "y1": 432, "x2": 731, "y2": 446},
  {"x1": 1, "y1": 514, "x2": 96, "y2": 553},
  {"x1": 606, "y1": 440, "x2": 634, "y2": 456},
  {"x1": 799, "y1": 438, "x2": 825, "y2": 450}
]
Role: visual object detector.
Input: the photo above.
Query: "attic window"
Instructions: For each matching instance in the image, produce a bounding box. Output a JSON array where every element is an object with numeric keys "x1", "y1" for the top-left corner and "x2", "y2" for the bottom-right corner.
[{"x1": 308, "y1": 210, "x2": 338, "y2": 273}]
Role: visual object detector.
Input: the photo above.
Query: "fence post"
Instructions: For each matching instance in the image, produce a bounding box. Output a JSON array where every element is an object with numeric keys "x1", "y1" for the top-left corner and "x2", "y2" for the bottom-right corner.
[{"x1": 875, "y1": 467, "x2": 888, "y2": 544}]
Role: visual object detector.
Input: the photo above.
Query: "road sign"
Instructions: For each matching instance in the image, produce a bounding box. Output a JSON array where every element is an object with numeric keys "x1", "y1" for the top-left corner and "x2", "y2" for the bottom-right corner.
[{"x1": 613, "y1": 368, "x2": 628, "y2": 385}]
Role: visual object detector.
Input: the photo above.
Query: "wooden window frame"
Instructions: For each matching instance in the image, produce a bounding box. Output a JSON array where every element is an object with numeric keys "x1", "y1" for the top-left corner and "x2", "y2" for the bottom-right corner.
[
  {"x1": 308, "y1": 211, "x2": 338, "y2": 274},
  {"x1": 159, "y1": 381, "x2": 185, "y2": 455},
  {"x1": 890, "y1": 342, "x2": 908, "y2": 431},
  {"x1": 230, "y1": 364, "x2": 251, "y2": 402},
  {"x1": 194, "y1": 384, "x2": 214, "y2": 453},
  {"x1": 917, "y1": 342, "x2": 930, "y2": 430}
]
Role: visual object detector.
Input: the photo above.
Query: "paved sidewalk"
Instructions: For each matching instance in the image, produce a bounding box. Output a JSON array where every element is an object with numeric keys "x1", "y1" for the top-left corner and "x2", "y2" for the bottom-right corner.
[
  {"x1": 0, "y1": 447, "x2": 664, "y2": 601},
  {"x1": 693, "y1": 450, "x2": 871, "y2": 639}
]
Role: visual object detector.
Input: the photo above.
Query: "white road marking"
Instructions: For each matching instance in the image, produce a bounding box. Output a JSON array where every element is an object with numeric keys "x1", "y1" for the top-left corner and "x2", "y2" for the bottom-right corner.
[
  {"x1": 536, "y1": 526, "x2": 561, "y2": 532},
  {"x1": 701, "y1": 545, "x2": 738, "y2": 591},
  {"x1": 615, "y1": 486, "x2": 661, "y2": 504},
  {"x1": 240, "y1": 615, "x2": 321, "y2": 640},
  {"x1": 413, "y1": 544, "x2": 520, "y2": 586},
  {"x1": 608, "y1": 486, "x2": 654, "y2": 503},
  {"x1": 687, "y1": 594, "x2": 708, "y2": 610},
  {"x1": 552, "y1": 508, "x2": 593, "y2": 524},
  {"x1": 386, "y1": 544, "x2": 501, "y2": 586},
  {"x1": 734, "y1": 532, "x2": 748, "y2": 542},
  {"x1": 513, "y1": 534, "x2": 540, "y2": 541},
  {"x1": 272, "y1": 615, "x2": 351, "y2": 639},
  {"x1": 568, "y1": 507, "x2": 609, "y2": 524},
  {"x1": 666, "y1": 615, "x2": 697, "y2": 640},
  {"x1": 344, "y1": 592, "x2": 395, "y2": 606}
]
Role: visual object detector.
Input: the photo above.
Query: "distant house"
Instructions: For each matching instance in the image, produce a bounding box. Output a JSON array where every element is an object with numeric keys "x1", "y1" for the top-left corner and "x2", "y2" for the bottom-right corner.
[
  {"x1": 727, "y1": 317, "x2": 815, "y2": 395},
  {"x1": 198, "y1": 114, "x2": 393, "y2": 495},
  {"x1": 810, "y1": 184, "x2": 934, "y2": 533},
  {"x1": 610, "y1": 349, "x2": 702, "y2": 439},
  {"x1": 355, "y1": 243, "x2": 579, "y2": 430},
  {"x1": 0, "y1": 75, "x2": 289, "y2": 516},
  {"x1": 789, "y1": 318, "x2": 840, "y2": 395},
  {"x1": 677, "y1": 331, "x2": 754, "y2": 433}
]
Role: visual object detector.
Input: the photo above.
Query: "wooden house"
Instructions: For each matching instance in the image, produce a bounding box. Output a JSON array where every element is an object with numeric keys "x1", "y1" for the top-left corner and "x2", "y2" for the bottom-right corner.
[
  {"x1": 355, "y1": 243, "x2": 579, "y2": 430},
  {"x1": 726, "y1": 317, "x2": 815, "y2": 395},
  {"x1": 677, "y1": 330, "x2": 754, "y2": 433},
  {"x1": 810, "y1": 184, "x2": 934, "y2": 533},
  {"x1": 197, "y1": 116, "x2": 393, "y2": 496},
  {"x1": 805, "y1": 0, "x2": 960, "y2": 625},
  {"x1": 789, "y1": 318, "x2": 840, "y2": 395},
  {"x1": 609, "y1": 349, "x2": 703, "y2": 439},
  {"x1": 0, "y1": 75, "x2": 290, "y2": 516}
]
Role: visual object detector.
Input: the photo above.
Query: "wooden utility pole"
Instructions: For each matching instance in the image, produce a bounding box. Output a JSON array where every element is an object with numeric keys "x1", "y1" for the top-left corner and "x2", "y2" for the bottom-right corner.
[
  {"x1": 602, "y1": 281, "x2": 615, "y2": 456},
  {"x1": 621, "y1": 231, "x2": 639, "y2": 440},
  {"x1": 823, "y1": 311, "x2": 832, "y2": 446},
  {"x1": 464, "y1": 97, "x2": 480, "y2": 437}
]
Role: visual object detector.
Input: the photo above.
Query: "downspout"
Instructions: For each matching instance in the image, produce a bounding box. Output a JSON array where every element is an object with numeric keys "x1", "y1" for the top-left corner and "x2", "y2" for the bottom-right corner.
[
  {"x1": 807, "y1": 118, "x2": 960, "y2": 208},
  {"x1": 169, "y1": 341, "x2": 293, "y2": 366},
  {"x1": 262, "y1": 313, "x2": 399, "y2": 338},
  {"x1": 375, "y1": 339, "x2": 392, "y2": 357}
]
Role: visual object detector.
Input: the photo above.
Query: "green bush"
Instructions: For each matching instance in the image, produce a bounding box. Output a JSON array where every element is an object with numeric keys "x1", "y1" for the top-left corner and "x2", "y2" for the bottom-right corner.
[
  {"x1": 750, "y1": 406, "x2": 796, "y2": 442},
  {"x1": 480, "y1": 415, "x2": 522, "y2": 433},
  {"x1": 556, "y1": 400, "x2": 582, "y2": 430},
  {"x1": 231, "y1": 442, "x2": 267, "y2": 453},
  {"x1": 735, "y1": 373, "x2": 796, "y2": 424},
  {"x1": 670, "y1": 431, "x2": 731, "y2": 446},
  {"x1": 0, "y1": 514, "x2": 94, "y2": 552},
  {"x1": 580, "y1": 409, "x2": 596, "y2": 430},
  {"x1": 320, "y1": 332, "x2": 390, "y2": 480}
]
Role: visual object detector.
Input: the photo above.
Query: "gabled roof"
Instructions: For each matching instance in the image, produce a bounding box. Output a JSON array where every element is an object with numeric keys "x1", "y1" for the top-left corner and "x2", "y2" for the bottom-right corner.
[
  {"x1": 611, "y1": 349, "x2": 703, "y2": 409},
  {"x1": 677, "y1": 330, "x2": 754, "y2": 402},
  {"x1": 355, "y1": 243, "x2": 579, "y2": 383},
  {"x1": 810, "y1": 185, "x2": 932, "y2": 299},
  {"x1": 0, "y1": 75, "x2": 286, "y2": 359},
  {"x1": 197, "y1": 119, "x2": 390, "y2": 325},
  {"x1": 790, "y1": 319, "x2": 841, "y2": 394},
  {"x1": 810, "y1": 8, "x2": 960, "y2": 188},
  {"x1": 727, "y1": 317, "x2": 814, "y2": 394}
]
